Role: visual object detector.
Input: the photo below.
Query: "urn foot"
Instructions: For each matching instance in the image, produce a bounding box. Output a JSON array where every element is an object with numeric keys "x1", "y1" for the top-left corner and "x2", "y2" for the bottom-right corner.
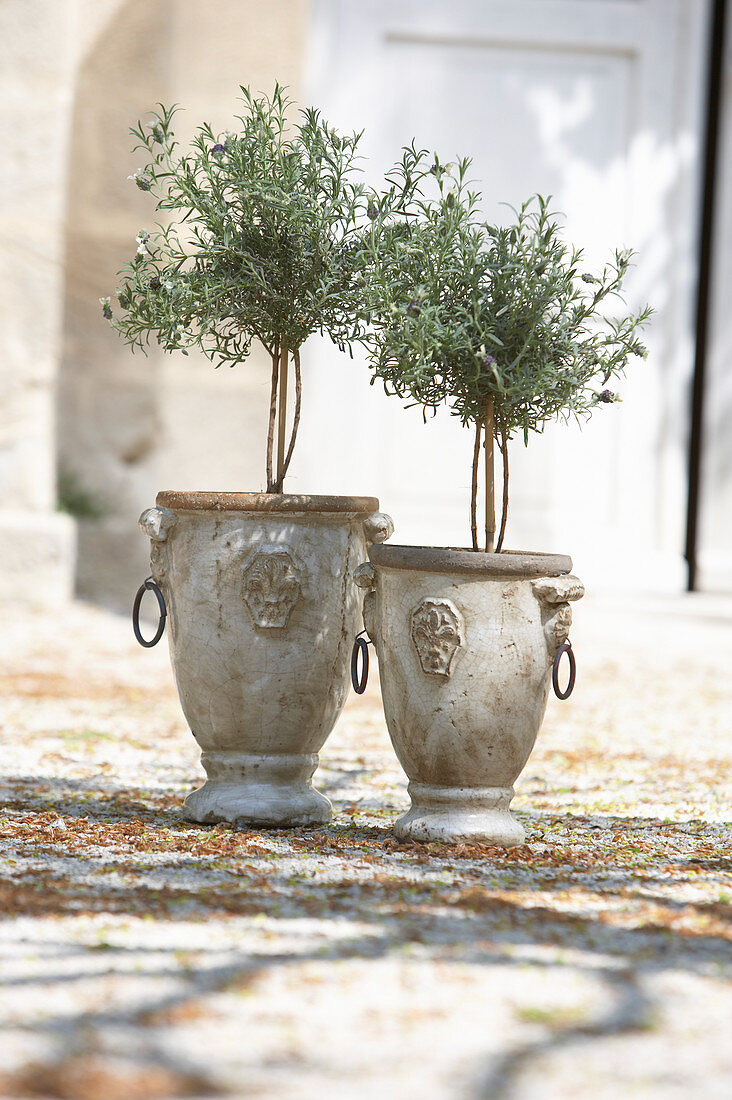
[
  {"x1": 394, "y1": 783, "x2": 525, "y2": 846},
  {"x1": 183, "y1": 751, "x2": 332, "y2": 828}
]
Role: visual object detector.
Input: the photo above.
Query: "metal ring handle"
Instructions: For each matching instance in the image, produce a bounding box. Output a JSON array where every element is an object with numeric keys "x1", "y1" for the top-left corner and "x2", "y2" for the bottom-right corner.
[
  {"x1": 132, "y1": 577, "x2": 167, "y2": 648},
  {"x1": 351, "y1": 632, "x2": 370, "y2": 695},
  {"x1": 552, "y1": 640, "x2": 576, "y2": 700}
]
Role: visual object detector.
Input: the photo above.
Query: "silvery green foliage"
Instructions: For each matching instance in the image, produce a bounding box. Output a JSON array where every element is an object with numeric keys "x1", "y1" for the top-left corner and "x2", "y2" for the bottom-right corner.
[
  {"x1": 106, "y1": 85, "x2": 369, "y2": 363},
  {"x1": 362, "y1": 155, "x2": 651, "y2": 442}
]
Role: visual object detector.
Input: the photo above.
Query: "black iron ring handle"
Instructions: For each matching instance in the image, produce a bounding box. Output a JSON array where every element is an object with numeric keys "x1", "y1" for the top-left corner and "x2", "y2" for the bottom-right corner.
[
  {"x1": 132, "y1": 577, "x2": 167, "y2": 648},
  {"x1": 552, "y1": 640, "x2": 576, "y2": 700},
  {"x1": 351, "y1": 631, "x2": 371, "y2": 695}
]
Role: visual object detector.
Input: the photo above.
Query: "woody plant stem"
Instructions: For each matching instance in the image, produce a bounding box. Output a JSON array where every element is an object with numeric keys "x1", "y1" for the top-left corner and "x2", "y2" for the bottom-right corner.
[
  {"x1": 266, "y1": 345, "x2": 302, "y2": 493},
  {"x1": 470, "y1": 400, "x2": 509, "y2": 553}
]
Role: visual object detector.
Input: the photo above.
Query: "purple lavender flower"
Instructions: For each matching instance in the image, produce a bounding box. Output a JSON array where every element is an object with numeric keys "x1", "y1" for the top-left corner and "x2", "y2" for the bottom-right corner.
[
  {"x1": 480, "y1": 354, "x2": 497, "y2": 372},
  {"x1": 127, "y1": 171, "x2": 153, "y2": 192},
  {"x1": 212, "y1": 143, "x2": 226, "y2": 157},
  {"x1": 367, "y1": 200, "x2": 378, "y2": 220},
  {"x1": 596, "y1": 389, "x2": 616, "y2": 403},
  {"x1": 406, "y1": 299, "x2": 421, "y2": 317}
]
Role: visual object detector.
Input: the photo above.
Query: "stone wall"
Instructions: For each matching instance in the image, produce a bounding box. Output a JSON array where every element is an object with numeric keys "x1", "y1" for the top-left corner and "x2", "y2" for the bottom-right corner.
[
  {"x1": 58, "y1": 0, "x2": 308, "y2": 609},
  {"x1": 0, "y1": 0, "x2": 79, "y2": 604}
]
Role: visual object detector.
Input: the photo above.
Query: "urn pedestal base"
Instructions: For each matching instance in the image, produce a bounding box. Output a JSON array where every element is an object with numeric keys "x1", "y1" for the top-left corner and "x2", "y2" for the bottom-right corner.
[
  {"x1": 394, "y1": 783, "x2": 525, "y2": 846},
  {"x1": 183, "y1": 752, "x2": 332, "y2": 828}
]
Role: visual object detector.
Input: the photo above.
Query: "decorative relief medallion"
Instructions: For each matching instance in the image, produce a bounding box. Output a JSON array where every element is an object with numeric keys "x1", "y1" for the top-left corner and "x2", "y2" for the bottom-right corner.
[
  {"x1": 241, "y1": 547, "x2": 302, "y2": 629},
  {"x1": 410, "y1": 598, "x2": 463, "y2": 677}
]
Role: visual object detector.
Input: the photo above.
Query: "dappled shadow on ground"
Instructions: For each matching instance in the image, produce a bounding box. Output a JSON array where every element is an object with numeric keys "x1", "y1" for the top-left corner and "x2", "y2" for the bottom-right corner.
[
  {"x1": 2, "y1": 775, "x2": 730, "y2": 1098},
  {"x1": 473, "y1": 965, "x2": 655, "y2": 1099},
  {"x1": 2, "y1": 771, "x2": 729, "y2": 942},
  {"x1": 0, "y1": 843, "x2": 728, "y2": 1100},
  {"x1": 0, "y1": 774, "x2": 189, "y2": 825},
  {"x1": 2, "y1": 597, "x2": 731, "y2": 1096},
  {"x1": 0, "y1": 933, "x2": 664, "y2": 1099},
  {"x1": 2, "y1": 649, "x2": 731, "y2": 1100},
  {"x1": 2, "y1": 797, "x2": 729, "y2": 1087},
  {"x1": 2, "y1": 850, "x2": 730, "y2": 962}
]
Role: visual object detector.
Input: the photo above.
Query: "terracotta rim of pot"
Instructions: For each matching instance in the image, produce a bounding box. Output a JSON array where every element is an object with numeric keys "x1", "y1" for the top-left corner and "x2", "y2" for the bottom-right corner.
[
  {"x1": 368, "y1": 544, "x2": 572, "y2": 577},
  {"x1": 156, "y1": 491, "x2": 380, "y2": 514}
]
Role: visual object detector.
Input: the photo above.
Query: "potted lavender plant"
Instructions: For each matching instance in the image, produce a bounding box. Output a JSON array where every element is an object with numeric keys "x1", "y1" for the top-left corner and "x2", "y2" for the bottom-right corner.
[
  {"x1": 104, "y1": 86, "x2": 393, "y2": 828},
  {"x1": 355, "y1": 156, "x2": 650, "y2": 844}
]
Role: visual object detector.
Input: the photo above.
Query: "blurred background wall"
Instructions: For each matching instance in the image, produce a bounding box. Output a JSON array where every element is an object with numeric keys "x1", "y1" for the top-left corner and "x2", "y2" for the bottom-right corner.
[{"x1": 1, "y1": 0, "x2": 729, "y2": 609}]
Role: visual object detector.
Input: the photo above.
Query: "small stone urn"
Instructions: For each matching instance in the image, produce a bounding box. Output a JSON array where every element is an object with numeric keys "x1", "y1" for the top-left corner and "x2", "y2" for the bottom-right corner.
[
  {"x1": 139, "y1": 492, "x2": 393, "y2": 827},
  {"x1": 355, "y1": 545, "x2": 584, "y2": 845}
]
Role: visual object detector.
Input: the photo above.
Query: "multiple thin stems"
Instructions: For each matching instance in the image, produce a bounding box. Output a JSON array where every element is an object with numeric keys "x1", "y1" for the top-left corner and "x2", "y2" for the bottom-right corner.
[
  {"x1": 266, "y1": 345, "x2": 509, "y2": 554},
  {"x1": 471, "y1": 420, "x2": 482, "y2": 552},
  {"x1": 265, "y1": 343, "x2": 510, "y2": 554},
  {"x1": 470, "y1": 409, "x2": 509, "y2": 553},
  {"x1": 496, "y1": 429, "x2": 509, "y2": 553},
  {"x1": 265, "y1": 344, "x2": 302, "y2": 494}
]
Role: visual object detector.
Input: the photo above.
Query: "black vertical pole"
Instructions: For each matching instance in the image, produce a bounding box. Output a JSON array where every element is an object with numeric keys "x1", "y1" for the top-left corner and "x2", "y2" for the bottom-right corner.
[{"x1": 685, "y1": 0, "x2": 728, "y2": 591}]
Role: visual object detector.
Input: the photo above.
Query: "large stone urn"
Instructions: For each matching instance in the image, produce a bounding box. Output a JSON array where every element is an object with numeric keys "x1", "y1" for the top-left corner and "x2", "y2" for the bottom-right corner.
[
  {"x1": 355, "y1": 545, "x2": 584, "y2": 845},
  {"x1": 139, "y1": 492, "x2": 393, "y2": 827}
]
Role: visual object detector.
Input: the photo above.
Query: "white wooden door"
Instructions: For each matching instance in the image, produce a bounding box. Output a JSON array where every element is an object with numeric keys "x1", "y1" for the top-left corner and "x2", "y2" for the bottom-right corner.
[{"x1": 295, "y1": 0, "x2": 709, "y2": 591}]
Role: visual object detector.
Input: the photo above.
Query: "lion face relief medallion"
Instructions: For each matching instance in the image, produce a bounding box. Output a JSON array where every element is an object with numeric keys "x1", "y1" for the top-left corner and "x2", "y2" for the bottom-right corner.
[
  {"x1": 410, "y1": 598, "x2": 463, "y2": 677},
  {"x1": 241, "y1": 547, "x2": 302, "y2": 628}
]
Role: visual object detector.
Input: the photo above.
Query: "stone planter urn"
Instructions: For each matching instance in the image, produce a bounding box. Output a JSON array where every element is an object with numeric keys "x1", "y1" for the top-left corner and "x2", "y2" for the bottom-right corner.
[
  {"x1": 139, "y1": 491, "x2": 393, "y2": 827},
  {"x1": 355, "y1": 545, "x2": 584, "y2": 846}
]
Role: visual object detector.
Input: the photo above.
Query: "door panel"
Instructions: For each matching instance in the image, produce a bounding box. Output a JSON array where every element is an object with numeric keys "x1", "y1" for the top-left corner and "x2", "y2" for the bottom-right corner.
[{"x1": 299, "y1": 0, "x2": 708, "y2": 590}]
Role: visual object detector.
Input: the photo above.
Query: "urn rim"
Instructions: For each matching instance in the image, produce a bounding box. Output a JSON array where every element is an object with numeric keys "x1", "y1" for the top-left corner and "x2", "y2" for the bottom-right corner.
[
  {"x1": 368, "y1": 543, "x2": 572, "y2": 577},
  {"x1": 156, "y1": 491, "x2": 380, "y2": 515}
]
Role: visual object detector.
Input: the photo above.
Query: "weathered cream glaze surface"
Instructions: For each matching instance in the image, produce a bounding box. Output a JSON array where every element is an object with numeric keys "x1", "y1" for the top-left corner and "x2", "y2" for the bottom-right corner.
[
  {"x1": 140, "y1": 493, "x2": 393, "y2": 827},
  {"x1": 358, "y1": 545, "x2": 583, "y2": 845}
]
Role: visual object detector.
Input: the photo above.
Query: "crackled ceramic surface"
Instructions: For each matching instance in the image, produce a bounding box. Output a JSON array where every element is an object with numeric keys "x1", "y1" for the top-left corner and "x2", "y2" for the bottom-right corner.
[
  {"x1": 140, "y1": 493, "x2": 393, "y2": 827},
  {"x1": 356, "y1": 546, "x2": 583, "y2": 845}
]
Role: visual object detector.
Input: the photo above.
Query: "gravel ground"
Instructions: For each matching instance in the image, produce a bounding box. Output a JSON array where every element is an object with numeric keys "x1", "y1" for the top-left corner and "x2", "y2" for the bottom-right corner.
[{"x1": 0, "y1": 592, "x2": 730, "y2": 1100}]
